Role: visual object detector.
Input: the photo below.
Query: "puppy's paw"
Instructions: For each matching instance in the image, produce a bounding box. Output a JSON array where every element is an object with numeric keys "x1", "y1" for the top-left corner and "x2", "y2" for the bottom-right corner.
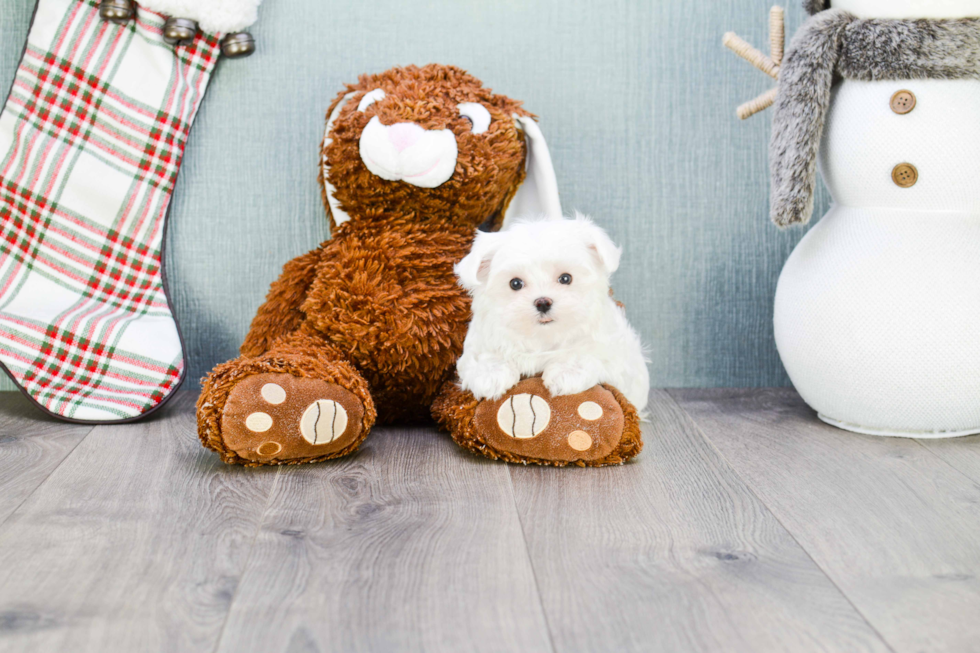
[
  {"x1": 462, "y1": 364, "x2": 521, "y2": 402},
  {"x1": 543, "y1": 364, "x2": 601, "y2": 398}
]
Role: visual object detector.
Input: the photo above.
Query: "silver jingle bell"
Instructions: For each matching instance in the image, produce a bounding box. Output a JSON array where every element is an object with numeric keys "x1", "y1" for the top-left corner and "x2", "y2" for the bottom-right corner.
[
  {"x1": 220, "y1": 32, "x2": 256, "y2": 59},
  {"x1": 163, "y1": 17, "x2": 199, "y2": 46},
  {"x1": 99, "y1": 0, "x2": 135, "y2": 24}
]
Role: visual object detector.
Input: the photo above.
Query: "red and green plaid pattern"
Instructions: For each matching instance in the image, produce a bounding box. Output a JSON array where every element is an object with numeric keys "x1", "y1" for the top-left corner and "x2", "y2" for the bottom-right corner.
[{"x1": 0, "y1": 0, "x2": 221, "y2": 421}]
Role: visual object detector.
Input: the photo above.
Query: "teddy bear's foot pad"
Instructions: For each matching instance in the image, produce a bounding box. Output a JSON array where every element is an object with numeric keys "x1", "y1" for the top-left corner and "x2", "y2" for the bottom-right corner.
[
  {"x1": 221, "y1": 373, "x2": 365, "y2": 463},
  {"x1": 475, "y1": 377, "x2": 625, "y2": 464}
]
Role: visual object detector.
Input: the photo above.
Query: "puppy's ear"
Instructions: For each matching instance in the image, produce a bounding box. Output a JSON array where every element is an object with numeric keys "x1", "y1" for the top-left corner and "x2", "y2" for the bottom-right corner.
[
  {"x1": 455, "y1": 231, "x2": 505, "y2": 291},
  {"x1": 577, "y1": 215, "x2": 621, "y2": 276}
]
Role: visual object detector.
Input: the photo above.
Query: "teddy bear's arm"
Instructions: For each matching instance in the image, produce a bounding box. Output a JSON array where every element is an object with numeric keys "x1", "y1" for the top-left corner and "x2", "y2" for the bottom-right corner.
[{"x1": 239, "y1": 244, "x2": 326, "y2": 357}]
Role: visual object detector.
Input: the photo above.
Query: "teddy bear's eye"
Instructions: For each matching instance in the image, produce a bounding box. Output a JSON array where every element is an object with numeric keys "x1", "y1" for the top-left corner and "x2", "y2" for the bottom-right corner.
[
  {"x1": 558, "y1": 273, "x2": 572, "y2": 285},
  {"x1": 457, "y1": 102, "x2": 491, "y2": 134},
  {"x1": 358, "y1": 89, "x2": 385, "y2": 112},
  {"x1": 510, "y1": 278, "x2": 524, "y2": 291}
]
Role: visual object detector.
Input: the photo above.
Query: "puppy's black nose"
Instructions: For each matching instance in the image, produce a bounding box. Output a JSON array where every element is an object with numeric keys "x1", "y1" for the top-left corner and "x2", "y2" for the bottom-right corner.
[{"x1": 534, "y1": 297, "x2": 553, "y2": 313}]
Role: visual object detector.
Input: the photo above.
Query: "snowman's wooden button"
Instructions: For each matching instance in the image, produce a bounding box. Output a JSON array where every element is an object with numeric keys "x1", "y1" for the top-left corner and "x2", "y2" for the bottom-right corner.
[
  {"x1": 890, "y1": 90, "x2": 916, "y2": 115},
  {"x1": 892, "y1": 163, "x2": 918, "y2": 188}
]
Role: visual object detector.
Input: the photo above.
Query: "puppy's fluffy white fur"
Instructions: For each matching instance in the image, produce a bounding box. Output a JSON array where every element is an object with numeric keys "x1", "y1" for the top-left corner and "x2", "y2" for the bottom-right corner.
[{"x1": 455, "y1": 215, "x2": 650, "y2": 412}]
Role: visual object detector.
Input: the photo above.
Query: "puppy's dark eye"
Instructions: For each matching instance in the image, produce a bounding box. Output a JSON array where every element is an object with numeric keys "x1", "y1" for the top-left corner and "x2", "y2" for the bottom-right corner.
[
  {"x1": 558, "y1": 273, "x2": 573, "y2": 285},
  {"x1": 510, "y1": 278, "x2": 524, "y2": 291}
]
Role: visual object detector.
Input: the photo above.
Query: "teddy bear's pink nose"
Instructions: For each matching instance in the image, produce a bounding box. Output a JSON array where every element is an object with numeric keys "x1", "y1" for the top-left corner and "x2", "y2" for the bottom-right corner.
[{"x1": 387, "y1": 122, "x2": 424, "y2": 153}]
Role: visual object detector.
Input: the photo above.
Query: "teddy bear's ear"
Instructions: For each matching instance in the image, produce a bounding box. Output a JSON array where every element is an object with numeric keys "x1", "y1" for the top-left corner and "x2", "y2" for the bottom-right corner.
[
  {"x1": 321, "y1": 91, "x2": 357, "y2": 226},
  {"x1": 502, "y1": 116, "x2": 562, "y2": 230},
  {"x1": 455, "y1": 230, "x2": 505, "y2": 291}
]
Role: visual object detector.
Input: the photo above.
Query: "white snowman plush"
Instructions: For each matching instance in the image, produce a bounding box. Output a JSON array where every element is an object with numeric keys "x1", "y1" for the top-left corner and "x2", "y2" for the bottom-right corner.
[{"x1": 731, "y1": 0, "x2": 980, "y2": 437}]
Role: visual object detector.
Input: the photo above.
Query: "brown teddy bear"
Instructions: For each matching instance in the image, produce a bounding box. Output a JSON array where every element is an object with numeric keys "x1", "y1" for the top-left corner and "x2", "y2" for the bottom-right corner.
[{"x1": 196, "y1": 64, "x2": 642, "y2": 467}]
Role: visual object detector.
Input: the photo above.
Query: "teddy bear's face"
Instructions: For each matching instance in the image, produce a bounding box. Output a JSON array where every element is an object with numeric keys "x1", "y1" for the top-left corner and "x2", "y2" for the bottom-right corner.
[
  {"x1": 831, "y1": 0, "x2": 980, "y2": 18},
  {"x1": 322, "y1": 65, "x2": 530, "y2": 229}
]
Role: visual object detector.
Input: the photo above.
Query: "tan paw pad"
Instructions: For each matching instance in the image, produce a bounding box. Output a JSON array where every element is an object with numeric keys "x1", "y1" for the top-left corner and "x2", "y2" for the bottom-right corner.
[
  {"x1": 257, "y1": 441, "x2": 282, "y2": 456},
  {"x1": 300, "y1": 400, "x2": 349, "y2": 445},
  {"x1": 577, "y1": 401, "x2": 603, "y2": 420},
  {"x1": 261, "y1": 383, "x2": 287, "y2": 404},
  {"x1": 567, "y1": 430, "x2": 593, "y2": 451},
  {"x1": 496, "y1": 393, "x2": 551, "y2": 439},
  {"x1": 245, "y1": 412, "x2": 273, "y2": 433}
]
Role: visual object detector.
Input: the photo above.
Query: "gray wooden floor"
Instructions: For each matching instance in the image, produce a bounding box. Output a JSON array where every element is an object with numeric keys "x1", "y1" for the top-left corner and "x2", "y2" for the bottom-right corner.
[{"x1": 1, "y1": 389, "x2": 979, "y2": 653}]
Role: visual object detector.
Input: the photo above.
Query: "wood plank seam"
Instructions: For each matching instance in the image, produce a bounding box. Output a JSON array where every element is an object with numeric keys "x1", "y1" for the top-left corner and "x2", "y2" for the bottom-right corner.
[
  {"x1": 0, "y1": 424, "x2": 95, "y2": 532},
  {"x1": 912, "y1": 438, "x2": 980, "y2": 485},
  {"x1": 511, "y1": 389, "x2": 893, "y2": 652},
  {"x1": 505, "y1": 469, "x2": 560, "y2": 653},
  {"x1": 210, "y1": 465, "x2": 284, "y2": 653},
  {"x1": 0, "y1": 393, "x2": 285, "y2": 652},
  {"x1": 665, "y1": 389, "x2": 898, "y2": 652},
  {"x1": 210, "y1": 426, "x2": 556, "y2": 651}
]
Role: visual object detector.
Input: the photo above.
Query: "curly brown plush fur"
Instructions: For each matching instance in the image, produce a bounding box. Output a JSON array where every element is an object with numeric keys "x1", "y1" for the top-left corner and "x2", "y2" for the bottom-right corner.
[
  {"x1": 197, "y1": 64, "x2": 535, "y2": 463},
  {"x1": 320, "y1": 65, "x2": 530, "y2": 231}
]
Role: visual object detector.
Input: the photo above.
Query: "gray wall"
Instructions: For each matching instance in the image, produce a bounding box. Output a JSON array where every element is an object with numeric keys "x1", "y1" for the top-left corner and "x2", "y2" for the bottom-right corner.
[{"x1": 0, "y1": 0, "x2": 830, "y2": 392}]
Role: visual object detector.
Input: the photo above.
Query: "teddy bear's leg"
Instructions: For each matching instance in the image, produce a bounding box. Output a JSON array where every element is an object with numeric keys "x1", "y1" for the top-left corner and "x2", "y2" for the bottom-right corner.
[
  {"x1": 198, "y1": 330, "x2": 376, "y2": 466},
  {"x1": 432, "y1": 377, "x2": 643, "y2": 467},
  {"x1": 239, "y1": 244, "x2": 327, "y2": 359}
]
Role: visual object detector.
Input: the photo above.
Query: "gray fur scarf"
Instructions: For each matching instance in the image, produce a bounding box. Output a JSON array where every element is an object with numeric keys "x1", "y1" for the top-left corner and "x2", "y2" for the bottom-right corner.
[
  {"x1": 803, "y1": 0, "x2": 828, "y2": 14},
  {"x1": 770, "y1": 10, "x2": 980, "y2": 226}
]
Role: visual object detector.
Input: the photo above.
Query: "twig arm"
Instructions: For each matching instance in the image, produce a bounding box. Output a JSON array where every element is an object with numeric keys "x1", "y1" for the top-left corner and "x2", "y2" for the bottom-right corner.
[
  {"x1": 736, "y1": 87, "x2": 778, "y2": 120},
  {"x1": 723, "y1": 6, "x2": 785, "y2": 120},
  {"x1": 769, "y1": 6, "x2": 785, "y2": 65},
  {"x1": 723, "y1": 32, "x2": 779, "y2": 79}
]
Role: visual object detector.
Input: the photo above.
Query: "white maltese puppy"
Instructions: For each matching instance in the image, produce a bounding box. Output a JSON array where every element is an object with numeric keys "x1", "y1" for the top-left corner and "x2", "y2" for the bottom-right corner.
[{"x1": 454, "y1": 215, "x2": 649, "y2": 412}]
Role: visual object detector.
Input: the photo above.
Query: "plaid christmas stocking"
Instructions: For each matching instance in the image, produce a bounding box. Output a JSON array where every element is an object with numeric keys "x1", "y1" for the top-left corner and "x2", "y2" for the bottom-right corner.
[{"x1": 0, "y1": 0, "x2": 259, "y2": 422}]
